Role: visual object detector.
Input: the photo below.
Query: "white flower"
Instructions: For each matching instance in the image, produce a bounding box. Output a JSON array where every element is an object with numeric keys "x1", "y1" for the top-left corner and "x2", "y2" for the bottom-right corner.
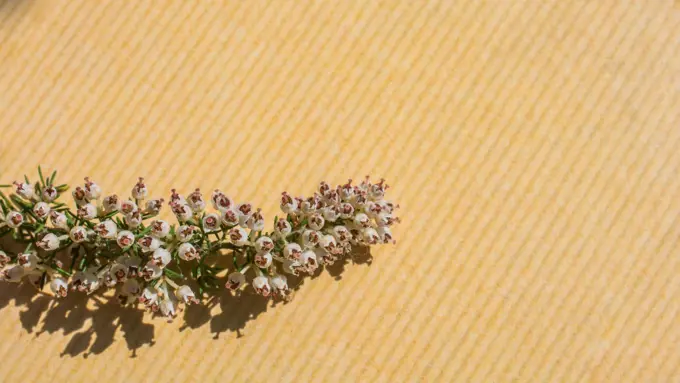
[
  {"x1": 283, "y1": 243, "x2": 303, "y2": 260},
  {"x1": 202, "y1": 212, "x2": 221, "y2": 232},
  {"x1": 71, "y1": 270, "x2": 99, "y2": 293},
  {"x1": 178, "y1": 242, "x2": 199, "y2": 261},
  {"x1": 139, "y1": 286, "x2": 159, "y2": 307},
  {"x1": 138, "y1": 236, "x2": 161, "y2": 252},
  {"x1": 319, "y1": 234, "x2": 342, "y2": 255},
  {"x1": 152, "y1": 248, "x2": 172, "y2": 267},
  {"x1": 77, "y1": 203, "x2": 97, "y2": 220},
  {"x1": 308, "y1": 213, "x2": 325, "y2": 230},
  {"x1": 246, "y1": 209, "x2": 265, "y2": 231},
  {"x1": 69, "y1": 226, "x2": 89, "y2": 243},
  {"x1": 317, "y1": 247, "x2": 337, "y2": 265},
  {"x1": 109, "y1": 263, "x2": 128, "y2": 282},
  {"x1": 122, "y1": 256, "x2": 142, "y2": 277},
  {"x1": 94, "y1": 220, "x2": 117, "y2": 239},
  {"x1": 225, "y1": 271, "x2": 246, "y2": 290},
  {"x1": 125, "y1": 210, "x2": 143, "y2": 228},
  {"x1": 2, "y1": 265, "x2": 24, "y2": 282},
  {"x1": 301, "y1": 195, "x2": 319, "y2": 214},
  {"x1": 50, "y1": 211, "x2": 69, "y2": 229},
  {"x1": 102, "y1": 194, "x2": 121, "y2": 212},
  {"x1": 229, "y1": 227, "x2": 249, "y2": 246},
  {"x1": 171, "y1": 201, "x2": 193, "y2": 222},
  {"x1": 368, "y1": 179, "x2": 387, "y2": 200},
  {"x1": 72, "y1": 186, "x2": 88, "y2": 206},
  {"x1": 318, "y1": 181, "x2": 331, "y2": 196},
  {"x1": 187, "y1": 188, "x2": 206, "y2": 213},
  {"x1": 150, "y1": 220, "x2": 170, "y2": 238},
  {"x1": 362, "y1": 227, "x2": 380, "y2": 245},
  {"x1": 376, "y1": 212, "x2": 397, "y2": 227},
  {"x1": 377, "y1": 226, "x2": 394, "y2": 243},
  {"x1": 254, "y1": 236, "x2": 274, "y2": 252},
  {"x1": 211, "y1": 190, "x2": 234, "y2": 212},
  {"x1": 340, "y1": 179, "x2": 355, "y2": 200},
  {"x1": 363, "y1": 201, "x2": 379, "y2": 217},
  {"x1": 159, "y1": 296, "x2": 178, "y2": 318},
  {"x1": 340, "y1": 202, "x2": 355, "y2": 218},
  {"x1": 37, "y1": 233, "x2": 60, "y2": 251},
  {"x1": 270, "y1": 274, "x2": 289, "y2": 296},
  {"x1": 0, "y1": 251, "x2": 10, "y2": 268},
  {"x1": 83, "y1": 177, "x2": 102, "y2": 199},
  {"x1": 50, "y1": 278, "x2": 68, "y2": 297},
  {"x1": 131, "y1": 177, "x2": 148, "y2": 200},
  {"x1": 332, "y1": 225, "x2": 351, "y2": 243},
  {"x1": 322, "y1": 206, "x2": 339, "y2": 222},
  {"x1": 145, "y1": 198, "x2": 164, "y2": 214},
  {"x1": 33, "y1": 202, "x2": 51, "y2": 219},
  {"x1": 254, "y1": 252, "x2": 273, "y2": 268},
  {"x1": 177, "y1": 285, "x2": 199, "y2": 305},
  {"x1": 252, "y1": 276, "x2": 271, "y2": 297},
  {"x1": 280, "y1": 192, "x2": 298, "y2": 214},
  {"x1": 353, "y1": 213, "x2": 370, "y2": 228},
  {"x1": 221, "y1": 208, "x2": 239, "y2": 226},
  {"x1": 120, "y1": 200, "x2": 138, "y2": 215},
  {"x1": 6, "y1": 211, "x2": 23, "y2": 228},
  {"x1": 17, "y1": 252, "x2": 39, "y2": 270},
  {"x1": 302, "y1": 230, "x2": 320, "y2": 248},
  {"x1": 170, "y1": 189, "x2": 186, "y2": 205},
  {"x1": 116, "y1": 230, "x2": 135, "y2": 248},
  {"x1": 275, "y1": 219, "x2": 292, "y2": 237},
  {"x1": 41, "y1": 186, "x2": 58, "y2": 202},
  {"x1": 13, "y1": 181, "x2": 35, "y2": 200},
  {"x1": 281, "y1": 259, "x2": 302, "y2": 276},
  {"x1": 236, "y1": 203, "x2": 253, "y2": 227},
  {"x1": 142, "y1": 261, "x2": 162, "y2": 281},
  {"x1": 300, "y1": 250, "x2": 319, "y2": 273},
  {"x1": 176, "y1": 225, "x2": 195, "y2": 242}
]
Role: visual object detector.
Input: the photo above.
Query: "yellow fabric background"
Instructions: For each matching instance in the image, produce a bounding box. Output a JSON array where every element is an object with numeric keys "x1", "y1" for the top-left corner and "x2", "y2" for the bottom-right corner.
[{"x1": 1, "y1": 1, "x2": 679, "y2": 381}]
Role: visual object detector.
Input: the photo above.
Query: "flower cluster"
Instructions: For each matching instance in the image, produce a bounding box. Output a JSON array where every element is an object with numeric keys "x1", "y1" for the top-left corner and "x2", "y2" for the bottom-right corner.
[{"x1": 0, "y1": 168, "x2": 398, "y2": 320}]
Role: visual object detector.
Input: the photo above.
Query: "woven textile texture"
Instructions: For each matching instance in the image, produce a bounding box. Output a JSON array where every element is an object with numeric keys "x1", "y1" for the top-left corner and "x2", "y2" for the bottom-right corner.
[{"x1": 1, "y1": 1, "x2": 679, "y2": 382}]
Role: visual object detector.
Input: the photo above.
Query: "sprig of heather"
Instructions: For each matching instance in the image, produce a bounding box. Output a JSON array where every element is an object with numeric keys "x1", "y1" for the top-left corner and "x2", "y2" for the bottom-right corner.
[{"x1": 0, "y1": 168, "x2": 399, "y2": 320}]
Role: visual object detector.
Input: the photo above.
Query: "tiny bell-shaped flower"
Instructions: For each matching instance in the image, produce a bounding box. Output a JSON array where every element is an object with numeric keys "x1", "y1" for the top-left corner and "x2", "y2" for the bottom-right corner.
[
  {"x1": 353, "y1": 213, "x2": 371, "y2": 228},
  {"x1": 308, "y1": 213, "x2": 325, "y2": 230},
  {"x1": 339, "y1": 202, "x2": 355, "y2": 218},
  {"x1": 322, "y1": 206, "x2": 340, "y2": 222},
  {"x1": 202, "y1": 212, "x2": 221, "y2": 232},
  {"x1": 300, "y1": 250, "x2": 319, "y2": 273},
  {"x1": 302, "y1": 229, "x2": 321, "y2": 248},
  {"x1": 377, "y1": 226, "x2": 394, "y2": 244},
  {"x1": 225, "y1": 271, "x2": 246, "y2": 290},
  {"x1": 94, "y1": 220, "x2": 117, "y2": 239},
  {"x1": 211, "y1": 190, "x2": 233, "y2": 212},
  {"x1": 116, "y1": 230, "x2": 135, "y2": 248},
  {"x1": 50, "y1": 211, "x2": 69, "y2": 230},
  {"x1": 332, "y1": 225, "x2": 351, "y2": 243},
  {"x1": 6, "y1": 211, "x2": 24, "y2": 228},
  {"x1": 139, "y1": 286, "x2": 159, "y2": 307},
  {"x1": 221, "y1": 208, "x2": 239, "y2": 226},
  {"x1": 42, "y1": 185, "x2": 58, "y2": 202},
  {"x1": 320, "y1": 234, "x2": 342, "y2": 255},
  {"x1": 17, "y1": 251, "x2": 39, "y2": 270},
  {"x1": 229, "y1": 227, "x2": 249, "y2": 246},
  {"x1": 70, "y1": 226, "x2": 88, "y2": 243},
  {"x1": 131, "y1": 177, "x2": 148, "y2": 200},
  {"x1": 362, "y1": 227, "x2": 380, "y2": 245},
  {"x1": 254, "y1": 236, "x2": 274, "y2": 253},
  {"x1": 120, "y1": 200, "x2": 138, "y2": 215},
  {"x1": 246, "y1": 209, "x2": 265, "y2": 231},
  {"x1": 122, "y1": 278, "x2": 141, "y2": 297},
  {"x1": 252, "y1": 276, "x2": 271, "y2": 297},
  {"x1": 138, "y1": 235, "x2": 161, "y2": 252},
  {"x1": 33, "y1": 202, "x2": 51, "y2": 219},
  {"x1": 125, "y1": 210, "x2": 143, "y2": 228},
  {"x1": 275, "y1": 219, "x2": 292, "y2": 237},
  {"x1": 152, "y1": 248, "x2": 172, "y2": 267},
  {"x1": 270, "y1": 274, "x2": 289, "y2": 297},
  {"x1": 254, "y1": 252, "x2": 273, "y2": 268},
  {"x1": 176, "y1": 225, "x2": 195, "y2": 242},
  {"x1": 171, "y1": 201, "x2": 193, "y2": 222},
  {"x1": 72, "y1": 186, "x2": 88, "y2": 206},
  {"x1": 37, "y1": 233, "x2": 60, "y2": 251},
  {"x1": 145, "y1": 198, "x2": 164, "y2": 215},
  {"x1": 2, "y1": 265, "x2": 24, "y2": 282},
  {"x1": 77, "y1": 203, "x2": 98, "y2": 220},
  {"x1": 142, "y1": 261, "x2": 162, "y2": 281},
  {"x1": 283, "y1": 243, "x2": 303, "y2": 261},
  {"x1": 187, "y1": 188, "x2": 206, "y2": 213},
  {"x1": 102, "y1": 194, "x2": 121, "y2": 212},
  {"x1": 50, "y1": 278, "x2": 69, "y2": 297},
  {"x1": 84, "y1": 177, "x2": 102, "y2": 200},
  {"x1": 236, "y1": 203, "x2": 253, "y2": 227},
  {"x1": 178, "y1": 242, "x2": 199, "y2": 261},
  {"x1": 150, "y1": 220, "x2": 170, "y2": 238},
  {"x1": 110, "y1": 263, "x2": 128, "y2": 282},
  {"x1": 13, "y1": 181, "x2": 35, "y2": 200},
  {"x1": 280, "y1": 192, "x2": 298, "y2": 214},
  {"x1": 177, "y1": 285, "x2": 199, "y2": 305},
  {"x1": 0, "y1": 251, "x2": 10, "y2": 268}
]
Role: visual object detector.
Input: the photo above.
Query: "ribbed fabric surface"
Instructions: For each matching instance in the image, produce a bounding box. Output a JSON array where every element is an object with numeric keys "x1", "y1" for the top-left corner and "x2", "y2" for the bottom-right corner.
[{"x1": 0, "y1": 1, "x2": 679, "y2": 382}]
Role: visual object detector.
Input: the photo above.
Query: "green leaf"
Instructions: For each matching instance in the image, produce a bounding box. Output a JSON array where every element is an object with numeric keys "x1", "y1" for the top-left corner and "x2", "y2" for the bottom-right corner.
[
  {"x1": 24, "y1": 175, "x2": 29, "y2": 184},
  {"x1": 49, "y1": 170, "x2": 57, "y2": 186},
  {"x1": 56, "y1": 184, "x2": 69, "y2": 192},
  {"x1": 38, "y1": 166, "x2": 45, "y2": 186},
  {"x1": 163, "y1": 268, "x2": 183, "y2": 279},
  {"x1": 0, "y1": 184, "x2": 11, "y2": 189},
  {"x1": 54, "y1": 267, "x2": 72, "y2": 277}
]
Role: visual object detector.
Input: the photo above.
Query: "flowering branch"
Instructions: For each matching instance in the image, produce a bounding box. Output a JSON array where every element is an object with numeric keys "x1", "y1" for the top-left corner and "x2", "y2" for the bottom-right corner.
[{"x1": 0, "y1": 168, "x2": 399, "y2": 320}]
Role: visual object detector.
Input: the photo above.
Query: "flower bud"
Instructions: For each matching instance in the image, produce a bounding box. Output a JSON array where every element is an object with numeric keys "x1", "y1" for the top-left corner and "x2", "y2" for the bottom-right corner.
[
  {"x1": 187, "y1": 188, "x2": 206, "y2": 213},
  {"x1": 33, "y1": 202, "x2": 51, "y2": 219},
  {"x1": 377, "y1": 226, "x2": 394, "y2": 244},
  {"x1": 280, "y1": 192, "x2": 298, "y2": 214},
  {"x1": 72, "y1": 186, "x2": 88, "y2": 206},
  {"x1": 139, "y1": 286, "x2": 158, "y2": 307},
  {"x1": 339, "y1": 202, "x2": 355, "y2": 218},
  {"x1": 42, "y1": 186, "x2": 58, "y2": 202},
  {"x1": 322, "y1": 206, "x2": 339, "y2": 222},
  {"x1": 131, "y1": 177, "x2": 148, "y2": 200},
  {"x1": 84, "y1": 177, "x2": 102, "y2": 200},
  {"x1": 320, "y1": 234, "x2": 342, "y2": 255},
  {"x1": 13, "y1": 181, "x2": 35, "y2": 200}
]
